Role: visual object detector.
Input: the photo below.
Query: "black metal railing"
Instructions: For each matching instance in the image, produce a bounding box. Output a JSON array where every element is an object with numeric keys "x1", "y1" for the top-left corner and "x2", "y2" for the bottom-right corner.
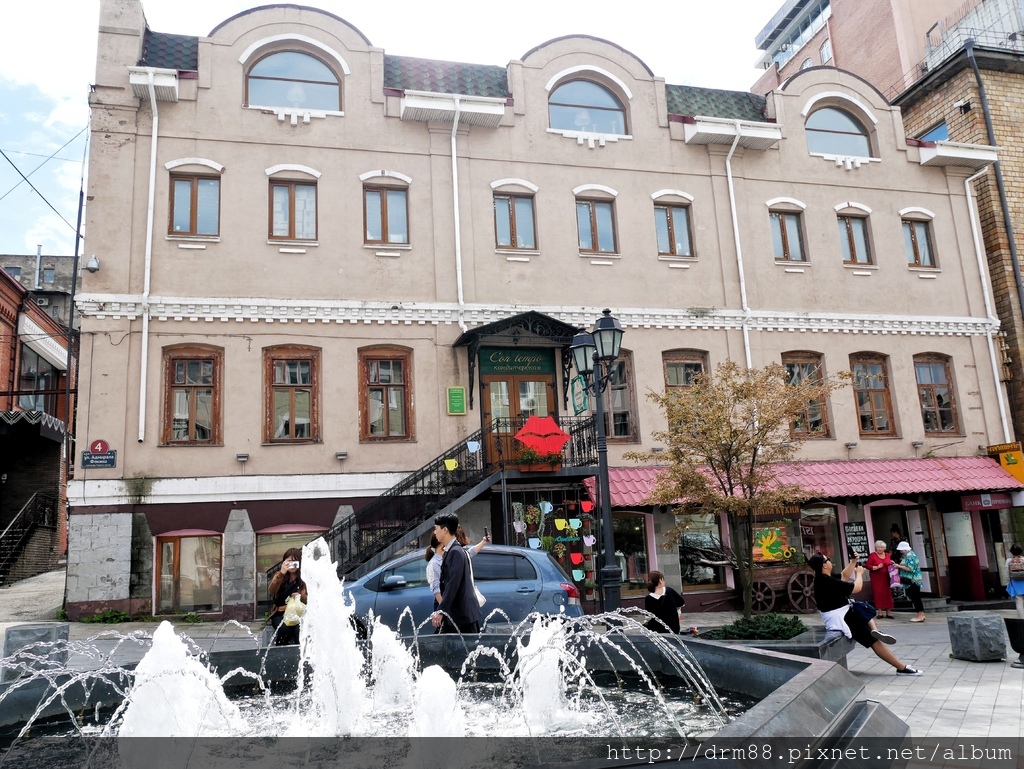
[
  {"x1": 263, "y1": 414, "x2": 600, "y2": 592},
  {"x1": 0, "y1": 493, "x2": 57, "y2": 585}
]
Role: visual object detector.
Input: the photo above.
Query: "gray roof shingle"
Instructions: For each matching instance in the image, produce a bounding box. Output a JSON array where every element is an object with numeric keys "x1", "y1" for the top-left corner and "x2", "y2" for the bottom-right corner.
[
  {"x1": 665, "y1": 85, "x2": 768, "y2": 122},
  {"x1": 383, "y1": 55, "x2": 510, "y2": 99},
  {"x1": 139, "y1": 30, "x2": 199, "y2": 71}
]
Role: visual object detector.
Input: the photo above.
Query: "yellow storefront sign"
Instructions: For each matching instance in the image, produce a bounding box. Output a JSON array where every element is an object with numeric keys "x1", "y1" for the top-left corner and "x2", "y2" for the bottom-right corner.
[{"x1": 988, "y1": 443, "x2": 1024, "y2": 483}]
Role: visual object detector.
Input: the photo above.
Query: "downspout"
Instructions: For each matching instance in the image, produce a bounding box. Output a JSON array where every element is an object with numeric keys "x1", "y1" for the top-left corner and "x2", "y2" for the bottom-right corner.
[
  {"x1": 965, "y1": 39, "x2": 1024, "y2": 329},
  {"x1": 965, "y1": 165, "x2": 1011, "y2": 441},
  {"x1": 450, "y1": 96, "x2": 468, "y2": 333},
  {"x1": 138, "y1": 69, "x2": 159, "y2": 443},
  {"x1": 724, "y1": 121, "x2": 753, "y2": 368}
]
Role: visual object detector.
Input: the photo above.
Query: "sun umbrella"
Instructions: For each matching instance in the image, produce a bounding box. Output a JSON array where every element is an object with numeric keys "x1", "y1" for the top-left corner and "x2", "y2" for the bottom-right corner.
[{"x1": 513, "y1": 415, "x2": 572, "y2": 455}]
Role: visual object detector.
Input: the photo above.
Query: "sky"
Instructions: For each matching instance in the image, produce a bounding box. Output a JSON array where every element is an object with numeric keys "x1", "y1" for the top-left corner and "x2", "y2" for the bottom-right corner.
[{"x1": 0, "y1": 0, "x2": 779, "y2": 258}]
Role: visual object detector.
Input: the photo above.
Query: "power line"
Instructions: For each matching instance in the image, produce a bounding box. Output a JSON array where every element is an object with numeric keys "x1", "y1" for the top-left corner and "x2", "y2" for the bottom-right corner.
[
  {"x1": 0, "y1": 148, "x2": 82, "y2": 164},
  {"x1": 0, "y1": 124, "x2": 89, "y2": 204}
]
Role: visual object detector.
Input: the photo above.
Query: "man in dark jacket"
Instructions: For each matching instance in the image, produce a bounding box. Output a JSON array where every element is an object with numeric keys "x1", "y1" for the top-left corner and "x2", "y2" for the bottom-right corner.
[{"x1": 430, "y1": 513, "x2": 481, "y2": 634}]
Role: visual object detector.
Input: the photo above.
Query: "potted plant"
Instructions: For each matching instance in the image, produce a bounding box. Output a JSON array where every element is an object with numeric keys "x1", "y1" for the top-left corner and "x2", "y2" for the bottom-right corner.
[
  {"x1": 553, "y1": 542, "x2": 567, "y2": 560},
  {"x1": 524, "y1": 504, "x2": 541, "y2": 532},
  {"x1": 540, "y1": 535, "x2": 556, "y2": 552},
  {"x1": 514, "y1": 445, "x2": 563, "y2": 472},
  {"x1": 583, "y1": 579, "x2": 598, "y2": 599}
]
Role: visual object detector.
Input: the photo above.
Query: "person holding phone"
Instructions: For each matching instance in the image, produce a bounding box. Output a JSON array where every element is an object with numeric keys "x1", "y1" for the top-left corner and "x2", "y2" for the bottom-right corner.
[{"x1": 267, "y1": 547, "x2": 307, "y2": 646}]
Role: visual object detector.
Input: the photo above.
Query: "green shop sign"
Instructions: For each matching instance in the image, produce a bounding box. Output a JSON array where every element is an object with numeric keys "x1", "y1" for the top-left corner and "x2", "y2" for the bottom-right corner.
[{"x1": 479, "y1": 347, "x2": 554, "y2": 375}]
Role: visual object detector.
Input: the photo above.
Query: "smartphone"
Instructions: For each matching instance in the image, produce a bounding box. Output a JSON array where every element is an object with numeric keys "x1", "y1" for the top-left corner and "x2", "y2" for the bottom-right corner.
[{"x1": 483, "y1": 527, "x2": 490, "y2": 539}]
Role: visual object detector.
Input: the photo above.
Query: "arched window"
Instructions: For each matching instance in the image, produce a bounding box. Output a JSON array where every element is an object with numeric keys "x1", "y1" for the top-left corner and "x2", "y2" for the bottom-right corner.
[
  {"x1": 549, "y1": 81, "x2": 625, "y2": 135},
  {"x1": 247, "y1": 51, "x2": 340, "y2": 111},
  {"x1": 806, "y1": 107, "x2": 870, "y2": 157}
]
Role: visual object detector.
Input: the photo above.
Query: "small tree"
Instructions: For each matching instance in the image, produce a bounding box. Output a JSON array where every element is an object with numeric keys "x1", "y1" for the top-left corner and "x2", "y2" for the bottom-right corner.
[{"x1": 628, "y1": 360, "x2": 847, "y2": 618}]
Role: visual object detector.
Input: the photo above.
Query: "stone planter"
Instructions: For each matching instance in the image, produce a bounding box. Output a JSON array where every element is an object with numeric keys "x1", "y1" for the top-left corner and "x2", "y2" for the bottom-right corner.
[
  {"x1": 1004, "y1": 617, "x2": 1024, "y2": 669},
  {"x1": 947, "y1": 611, "x2": 1006, "y2": 662}
]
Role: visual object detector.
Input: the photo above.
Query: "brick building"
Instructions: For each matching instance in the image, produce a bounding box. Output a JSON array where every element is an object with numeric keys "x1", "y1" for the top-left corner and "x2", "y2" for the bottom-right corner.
[{"x1": 69, "y1": 0, "x2": 1022, "y2": 620}]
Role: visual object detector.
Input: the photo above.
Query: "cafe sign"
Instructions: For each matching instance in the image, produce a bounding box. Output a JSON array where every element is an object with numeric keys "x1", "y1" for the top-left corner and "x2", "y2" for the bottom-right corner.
[{"x1": 479, "y1": 347, "x2": 554, "y2": 375}]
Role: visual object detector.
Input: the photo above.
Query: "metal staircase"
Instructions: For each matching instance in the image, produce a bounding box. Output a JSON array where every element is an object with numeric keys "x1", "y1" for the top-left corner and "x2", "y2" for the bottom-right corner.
[
  {"x1": 0, "y1": 493, "x2": 58, "y2": 587},
  {"x1": 268, "y1": 415, "x2": 598, "y2": 588}
]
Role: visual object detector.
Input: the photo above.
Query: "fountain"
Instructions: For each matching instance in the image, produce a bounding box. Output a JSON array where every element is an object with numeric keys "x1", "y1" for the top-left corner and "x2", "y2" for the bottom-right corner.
[{"x1": 0, "y1": 538, "x2": 909, "y2": 766}]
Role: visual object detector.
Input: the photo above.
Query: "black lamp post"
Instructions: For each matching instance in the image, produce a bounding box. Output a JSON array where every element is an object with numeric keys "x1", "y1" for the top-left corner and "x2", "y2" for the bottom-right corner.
[{"x1": 570, "y1": 309, "x2": 624, "y2": 611}]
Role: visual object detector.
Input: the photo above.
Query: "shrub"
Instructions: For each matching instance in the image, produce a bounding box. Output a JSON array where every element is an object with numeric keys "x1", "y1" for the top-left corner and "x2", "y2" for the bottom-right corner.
[
  {"x1": 700, "y1": 613, "x2": 807, "y2": 641},
  {"x1": 81, "y1": 609, "x2": 132, "y2": 624}
]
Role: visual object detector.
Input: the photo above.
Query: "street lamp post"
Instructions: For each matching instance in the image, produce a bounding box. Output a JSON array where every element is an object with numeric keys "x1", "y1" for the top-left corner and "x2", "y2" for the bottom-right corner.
[{"x1": 570, "y1": 309, "x2": 624, "y2": 612}]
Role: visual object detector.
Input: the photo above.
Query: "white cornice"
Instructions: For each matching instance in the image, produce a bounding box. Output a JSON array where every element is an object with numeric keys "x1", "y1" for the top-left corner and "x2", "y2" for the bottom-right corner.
[
  {"x1": 18, "y1": 315, "x2": 69, "y2": 370},
  {"x1": 73, "y1": 294, "x2": 998, "y2": 337}
]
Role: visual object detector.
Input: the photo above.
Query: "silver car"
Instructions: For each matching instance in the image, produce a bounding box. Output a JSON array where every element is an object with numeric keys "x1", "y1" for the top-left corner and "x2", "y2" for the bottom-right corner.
[{"x1": 343, "y1": 544, "x2": 583, "y2": 634}]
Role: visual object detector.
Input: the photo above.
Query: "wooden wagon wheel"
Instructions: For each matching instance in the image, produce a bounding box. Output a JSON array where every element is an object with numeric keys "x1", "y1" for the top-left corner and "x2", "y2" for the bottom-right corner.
[
  {"x1": 787, "y1": 570, "x2": 817, "y2": 613},
  {"x1": 750, "y1": 580, "x2": 776, "y2": 614}
]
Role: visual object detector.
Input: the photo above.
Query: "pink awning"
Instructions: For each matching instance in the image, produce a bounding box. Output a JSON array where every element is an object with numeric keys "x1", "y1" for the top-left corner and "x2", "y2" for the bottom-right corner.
[{"x1": 585, "y1": 457, "x2": 1024, "y2": 507}]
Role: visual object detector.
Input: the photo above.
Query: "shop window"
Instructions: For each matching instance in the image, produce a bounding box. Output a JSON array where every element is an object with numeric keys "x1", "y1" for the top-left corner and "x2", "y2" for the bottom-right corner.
[
  {"x1": 264, "y1": 346, "x2": 321, "y2": 443},
  {"x1": 256, "y1": 530, "x2": 324, "y2": 605},
  {"x1": 797, "y1": 506, "x2": 841, "y2": 560},
  {"x1": 18, "y1": 346, "x2": 57, "y2": 414},
  {"x1": 677, "y1": 511, "x2": 727, "y2": 589},
  {"x1": 156, "y1": 534, "x2": 222, "y2": 614},
  {"x1": 613, "y1": 513, "x2": 650, "y2": 592}
]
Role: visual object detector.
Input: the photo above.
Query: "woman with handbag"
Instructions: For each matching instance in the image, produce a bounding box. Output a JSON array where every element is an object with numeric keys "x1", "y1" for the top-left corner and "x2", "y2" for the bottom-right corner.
[
  {"x1": 865, "y1": 540, "x2": 895, "y2": 618},
  {"x1": 267, "y1": 548, "x2": 307, "y2": 646},
  {"x1": 1005, "y1": 543, "x2": 1024, "y2": 619},
  {"x1": 894, "y1": 541, "x2": 925, "y2": 622}
]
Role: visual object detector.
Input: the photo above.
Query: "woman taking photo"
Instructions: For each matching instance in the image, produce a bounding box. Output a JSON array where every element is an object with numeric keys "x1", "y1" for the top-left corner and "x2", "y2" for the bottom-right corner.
[
  {"x1": 865, "y1": 540, "x2": 895, "y2": 619},
  {"x1": 267, "y1": 547, "x2": 307, "y2": 645}
]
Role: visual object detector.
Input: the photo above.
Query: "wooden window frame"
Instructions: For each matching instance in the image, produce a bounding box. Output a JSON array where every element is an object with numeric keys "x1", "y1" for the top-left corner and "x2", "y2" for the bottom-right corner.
[
  {"x1": 850, "y1": 354, "x2": 896, "y2": 437},
  {"x1": 663, "y1": 350, "x2": 708, "y2": 392},
  {"x1": 838, "y1": 214, "x2": 872, "y2": 265},
  {"x1": 263, "y1": 346, "x2": 321, "y2": 444},
  {"x1": 903, "y1": 219, "x2": 937, "y2": 268},
  {"x1": 359, "y1": 347, "x2": 415, "y2": 442},
  {"x1": 769, "y1": 210, "x2": 806, "y2": 262},
  {"x1": 599, "y1": 350, "x2": 639, "y2": 443},
  {"x1": 363, "y1": 185, "x2": 410, "y2": 245},
  {"x1": 783, "y1": 352, "x2": 830, "y2": 438},
  {"x1": 493, "y1": 193, "x2": 537, "y2": 250},
  {"x1": 169, "y1": 174, "x2": 221, "y2": 237},
  {"x1": 654, "y1": 203, "x2": 694, "y2": 257},
  {"x1": 161, "y1": 346, "x2": 223, "y2": 446},
  {"x1": 268, "y1": 180, "x2": 317, "y2": 241},
  {"x1": 914, "y1": 355, "x2": 960, "y2": 435},
  {"x1": 576, "y1": 198, "x2": 618, "y2": 254}
]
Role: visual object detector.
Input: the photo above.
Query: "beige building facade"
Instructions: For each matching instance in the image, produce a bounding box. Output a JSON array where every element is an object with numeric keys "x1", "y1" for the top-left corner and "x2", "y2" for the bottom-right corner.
[{"x1": 68, "y1": 0, "x2": 1018, "y2": 620}]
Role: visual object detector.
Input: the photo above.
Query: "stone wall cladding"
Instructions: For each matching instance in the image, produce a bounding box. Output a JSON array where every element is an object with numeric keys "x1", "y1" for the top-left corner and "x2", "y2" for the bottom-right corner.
[
  {"x1": 900, "y1": 66, "x2": 1024, "y2": 437},
  {"x1": 66, "y1": 512, "x2": 133, "y2": 617}
]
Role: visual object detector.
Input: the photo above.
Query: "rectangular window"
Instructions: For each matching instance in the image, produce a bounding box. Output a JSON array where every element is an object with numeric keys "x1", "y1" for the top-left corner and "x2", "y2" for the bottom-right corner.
[
  {"x1": 576, "y1": 199, "x2": 617, "y2": 253},
  {"x1": 494, "y1": 194, "x2": 536, "y2": 249},
  {"x1": 663, "y1": 351, "x2": 706, "y2": 391},
  {"x1": 360, "y1": 348, "x2": 414, "y2": 441},
  {"x1": 838, "y1": 216, "x2": 872, "y2": 264},
  {"x1": 654, "y1": 204, "x2": 693, "y2": 257},
  {"x1": 903, "y1": 220, "x2": 935, "y2": 267},
  {"x1": 270, "y1": 181, "x2": 316, "y2": 240},
  {"x1": 770, "y1": 211, "x2": 805, "y2": 262},
  {"x1": 42, "y1": 267, "x2": 55, "y2": 284},
  {"x1": 600, "y1": 353, "x2": 637, "y2": 441},
  {"x1": 156, "y1": 535, "x2": 222, "y2": 614},
  {"x1": 170, "y1": 175, "x2": 221, "y2": 236},
  {"x1": 364, "y1": 187, "x2": 409, "y2": 245},
  {"x1": 5, "y1": 266, "x2": 21, "y2": 279},
  {"x1": 162, "y1": 347, "x2": 221, "y2": 445},
  {"x1": 18, "y1": 346, "x2": 57, "y2": 414},
  {"x1": 677, "y1": 511, "x2": 726, "y2": 589},
  {"x1": 915, "y1": 357, "x2": 958, "y2": 434},
  {"x1": 265, "y1": 348, "x2": 320, "y2": 442},
  {"x1": 783, "y1": 353, "x2": 829, "y2": 437},
  {"x1": 851, "y1": 355, "x2": 895, "y2": 436}
]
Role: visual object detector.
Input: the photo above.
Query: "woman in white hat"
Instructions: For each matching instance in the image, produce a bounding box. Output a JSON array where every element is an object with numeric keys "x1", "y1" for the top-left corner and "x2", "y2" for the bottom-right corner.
[{"x1": 894, "y1": 541, "x2": 925, "y2": 622}]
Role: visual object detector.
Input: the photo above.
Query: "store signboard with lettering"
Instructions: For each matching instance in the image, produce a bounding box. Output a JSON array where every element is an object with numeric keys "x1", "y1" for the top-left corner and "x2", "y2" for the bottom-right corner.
[
  {"x1": 842, "y1": 521, "x2": 869, "y2": 560},
  {"x1": 446, "y1": 387, "x2": 467, "y2": 415}
]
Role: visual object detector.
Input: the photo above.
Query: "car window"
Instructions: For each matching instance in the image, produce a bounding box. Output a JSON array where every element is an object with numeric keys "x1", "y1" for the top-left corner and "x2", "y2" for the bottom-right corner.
[
  {"x1": 381, "y1": 557, "x2": 427, "y2": 588},
  {"x1": 473, "y1": 552, "x2": 537, "y2": 581}
]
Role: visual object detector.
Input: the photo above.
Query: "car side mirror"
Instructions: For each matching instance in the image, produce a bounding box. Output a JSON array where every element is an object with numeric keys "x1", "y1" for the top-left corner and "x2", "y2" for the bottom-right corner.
[{"x1": 381, "y1": 575, "x2": 408, "y2": 591}]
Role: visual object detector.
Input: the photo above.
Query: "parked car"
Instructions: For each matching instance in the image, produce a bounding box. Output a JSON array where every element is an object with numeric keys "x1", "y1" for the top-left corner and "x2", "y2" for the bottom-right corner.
[{"x1": 342, "y1": 544, "x2": 582, "y2": 635}]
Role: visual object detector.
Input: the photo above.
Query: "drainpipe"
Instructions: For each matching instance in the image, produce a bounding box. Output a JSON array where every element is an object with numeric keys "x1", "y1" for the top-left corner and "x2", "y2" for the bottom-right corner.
[
  {"x1": 450, "y1": 96, "x2": 468, "y2": 333},
  {"x1": 724, "y1": 121, "x2": 753, "y2": 369},
  {"x1": 965, "y1": 165, "x2": 1011, "y2": 442},
  {"x1": 138, "y1": 69, "x2": 159, "y2": 443},
  {"x1": 34, "y1": 245, "x2": 42, "y2": 289},
  {"x1": 965, "y1": 39, "x2": 1024, "y2": 329}
]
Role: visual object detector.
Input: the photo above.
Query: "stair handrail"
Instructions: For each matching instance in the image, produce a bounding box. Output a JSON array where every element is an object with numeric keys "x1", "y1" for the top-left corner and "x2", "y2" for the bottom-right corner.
[{"x1": 0, "y1": 493, "x2": 58, "y2": 577}]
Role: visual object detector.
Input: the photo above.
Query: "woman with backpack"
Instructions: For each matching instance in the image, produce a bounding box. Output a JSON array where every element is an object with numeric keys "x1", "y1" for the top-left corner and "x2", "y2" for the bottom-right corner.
[{"x1": 1006, "y1": 543, "x2": 1024, "y2": 619}]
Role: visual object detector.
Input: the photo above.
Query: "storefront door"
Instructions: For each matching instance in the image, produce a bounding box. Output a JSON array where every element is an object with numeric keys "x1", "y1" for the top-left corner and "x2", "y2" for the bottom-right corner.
[
  {"x1": 478, "y1": 347, "x2": 558, "y2": 468},
  {"x1": 906, "y1": 506, "x2": 937, "y2": 593}
]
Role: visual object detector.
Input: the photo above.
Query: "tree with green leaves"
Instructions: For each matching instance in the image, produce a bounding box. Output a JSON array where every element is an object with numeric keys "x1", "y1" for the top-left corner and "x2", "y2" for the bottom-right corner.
[{"x1": 627, "y1": 359, "x2": 848, "y2": 618}]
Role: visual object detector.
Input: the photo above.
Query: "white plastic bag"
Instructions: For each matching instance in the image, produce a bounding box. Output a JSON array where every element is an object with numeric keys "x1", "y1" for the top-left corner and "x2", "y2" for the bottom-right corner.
[{"x1": 282, "y1": 594, "x2": 306, "y2": 626}]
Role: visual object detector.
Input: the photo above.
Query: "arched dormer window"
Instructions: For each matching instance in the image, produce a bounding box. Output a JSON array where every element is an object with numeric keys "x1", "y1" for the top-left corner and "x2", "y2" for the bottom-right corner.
[
  {"x1": 549, "y1": 81, "x2": 626, "y2": 135},
  {"x1": 806, "y1": 107, "x2": 870, "y2": 158},
  {"x1": 246, "y1": 51, "x2": 340, "y2": 111}
]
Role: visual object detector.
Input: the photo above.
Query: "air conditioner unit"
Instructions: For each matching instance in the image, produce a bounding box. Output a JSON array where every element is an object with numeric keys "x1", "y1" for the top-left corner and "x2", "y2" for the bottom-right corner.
[{"x1": 34, "y1": 298, "x2": 49, "y2": 307}]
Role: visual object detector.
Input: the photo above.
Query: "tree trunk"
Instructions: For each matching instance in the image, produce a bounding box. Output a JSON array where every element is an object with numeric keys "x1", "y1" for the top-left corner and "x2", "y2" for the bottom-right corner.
[{"x1": 728, "y1": 511, "x2": 752, "y2": 618}]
